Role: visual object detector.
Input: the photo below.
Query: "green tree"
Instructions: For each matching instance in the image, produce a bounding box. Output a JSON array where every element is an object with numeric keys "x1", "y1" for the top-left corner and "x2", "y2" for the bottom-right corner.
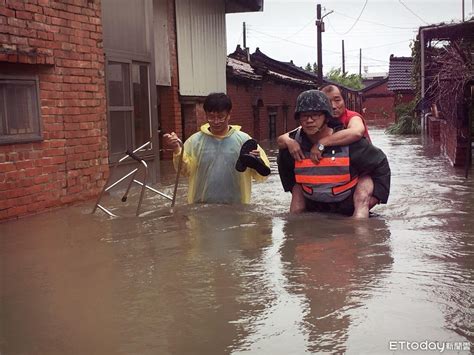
[
  {"x1": 385, "y1": 99, "x2": 420, "y2": 135},
  {"x1": 325, "y1": 68, "x2": 363, "y2": 90},
  {"x1": 304, "y1": 62, "x2": 318, "y2": 73}
]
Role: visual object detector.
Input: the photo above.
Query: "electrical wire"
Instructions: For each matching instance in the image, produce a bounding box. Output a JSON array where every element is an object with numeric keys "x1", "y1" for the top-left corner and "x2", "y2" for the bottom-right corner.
[
  {"x1": 338, "y1": 0, "x2": 369, "y2": 35},
  {"x1": 283, "y1": 16, "x2": 317, "y2": 40},
  {"x1": 346, "y1": 40, "x2": 410, "y2": 52},
  {"x1": 398, "y1": 0, "x2": 429, "y2": 25},
  {"x1": 332, "y1": 9, "x2": 417, "y2": 30},
  {"x1": 247, "y1": 28, "x2": 317, "y2": 49},
  {"x1": 248, "y1": 27, "x2": 391, "y2": 65}
]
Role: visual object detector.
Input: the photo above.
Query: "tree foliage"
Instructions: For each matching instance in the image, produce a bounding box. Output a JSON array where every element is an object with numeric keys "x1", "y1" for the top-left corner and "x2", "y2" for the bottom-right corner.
[
  {"x1": 325, "y1": 68, "x2": 363, "y2": 90},
  {"x1": 304, "y1": 62, "x2": 318, "y2": 73},
  {"x1": 385, "y1": 99, "x2": 420, "y2": 135}
]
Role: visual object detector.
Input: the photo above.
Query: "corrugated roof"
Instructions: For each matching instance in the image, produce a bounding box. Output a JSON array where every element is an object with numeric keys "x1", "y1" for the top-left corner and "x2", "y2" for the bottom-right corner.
[
  {"x1": 226, "y1": 57, "x2": 261, "y2": 81},
  {"x1": 267, "y1": 70, "x2": 315, "y2": 85},
  {"x1": 387, "y1": 56, "x2": 414, "y2": 92}
]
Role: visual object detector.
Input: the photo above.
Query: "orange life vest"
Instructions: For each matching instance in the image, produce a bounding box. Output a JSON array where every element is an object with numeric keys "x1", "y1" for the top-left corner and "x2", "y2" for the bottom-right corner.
[{"x1": 294, "y1": 130, "x2": 358, "y2": 203}]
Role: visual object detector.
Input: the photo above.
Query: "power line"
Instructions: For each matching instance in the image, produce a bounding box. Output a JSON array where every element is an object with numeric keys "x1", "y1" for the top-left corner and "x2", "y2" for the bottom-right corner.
[
  {"x1": 283, "y1": 16, "x2": 317, "y2": 40},
  {"x1": 332, "y1": 9, "x2": 417, "y2": 30},
  {"x1": 398, "y1": 0, "x2": 429, "y2": 25},
  {"x1": 246, "y1": 27, "x2": 390, "y2": 65},
  {"x1": 247, "y1": 28, "x2": 317, "y2": 49},
  {"x1": 338, "y1": 0, "x2": 368, "y2": 35},
  {"x1": 346, "y1": 40, "x2": 410, "y2": 52},
  {"x1": 326, "y1": 17, "x2": 348, "y2": 36}
]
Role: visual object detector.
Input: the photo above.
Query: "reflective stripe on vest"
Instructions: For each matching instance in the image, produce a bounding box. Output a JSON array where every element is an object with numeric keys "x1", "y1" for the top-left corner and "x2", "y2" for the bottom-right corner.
[{"x1": 294, "y1": 129, "x2": 357, "y2": 203}]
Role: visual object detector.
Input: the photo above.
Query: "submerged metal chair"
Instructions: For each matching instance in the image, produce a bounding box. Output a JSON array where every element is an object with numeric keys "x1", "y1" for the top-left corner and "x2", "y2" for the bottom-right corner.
[{"x1": 92, "y1": 139, "x2": 184, "y2": 217}]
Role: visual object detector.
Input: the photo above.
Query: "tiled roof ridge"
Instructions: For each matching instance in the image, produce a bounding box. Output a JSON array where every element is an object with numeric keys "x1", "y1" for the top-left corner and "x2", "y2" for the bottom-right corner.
[{"x1": 389, "y1": 54, "x2": 413, "y2": 62}]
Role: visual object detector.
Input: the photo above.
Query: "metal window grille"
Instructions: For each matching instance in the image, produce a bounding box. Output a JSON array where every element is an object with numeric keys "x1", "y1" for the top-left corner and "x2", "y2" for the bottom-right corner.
[{"x1": 0, "y1": 76, "x2": 42, "y2": 145}]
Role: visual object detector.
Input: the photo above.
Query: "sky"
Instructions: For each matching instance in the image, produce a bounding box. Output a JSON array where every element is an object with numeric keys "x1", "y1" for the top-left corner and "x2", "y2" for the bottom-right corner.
[{"x1": 225, "y1": 0, "x2": 472, "y2": 76}]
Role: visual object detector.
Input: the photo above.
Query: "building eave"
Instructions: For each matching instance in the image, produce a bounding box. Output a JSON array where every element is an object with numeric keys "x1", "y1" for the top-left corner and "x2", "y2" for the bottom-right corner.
[{"x1": 225, "y1": 0, "x2": 263, "y2": 13}]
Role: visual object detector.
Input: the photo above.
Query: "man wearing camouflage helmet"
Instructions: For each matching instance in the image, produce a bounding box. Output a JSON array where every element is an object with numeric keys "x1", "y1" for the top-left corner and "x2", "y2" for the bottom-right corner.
[
  {"x1": 278, "y1": 84, "x2": 370, "y2": 164},
  {"x1": 277, "y1": 90, "x2": 390, "y2": 218}
]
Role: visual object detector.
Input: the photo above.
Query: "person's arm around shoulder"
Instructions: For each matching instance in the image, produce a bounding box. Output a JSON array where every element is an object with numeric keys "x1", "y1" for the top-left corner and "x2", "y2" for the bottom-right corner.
[
  {"x1": 308, "y1": 116, "x2": 366, "y2": 163},
  {"x1": 319, "y1": 116, "x2": 365, "y2": 147},
  {"x1": 277, "y1": 130, "x2": 305, "y2": 161},
  {"x1": 162, "y1": 132, "x2": 194, "y2": 177}
]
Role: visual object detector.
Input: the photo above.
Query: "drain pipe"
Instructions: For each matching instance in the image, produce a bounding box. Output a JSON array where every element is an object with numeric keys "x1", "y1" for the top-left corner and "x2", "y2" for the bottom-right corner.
[
  {"x1": 420, "y1": 28, "x2": 426, "y2": 135},
  {"x1": 423, "y1": 112, "x2": 431, "y2": 134}
]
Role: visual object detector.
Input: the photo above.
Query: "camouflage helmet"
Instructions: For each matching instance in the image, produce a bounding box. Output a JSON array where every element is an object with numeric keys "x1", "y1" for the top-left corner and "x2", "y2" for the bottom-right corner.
[{"x1": 294, "y1": 90, "x2": 333, "y2": 120}]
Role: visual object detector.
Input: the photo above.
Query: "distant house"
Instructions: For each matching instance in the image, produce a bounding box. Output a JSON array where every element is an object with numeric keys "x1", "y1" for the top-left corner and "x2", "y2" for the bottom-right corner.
[
  {"x1": 226, "y1": 46, "x2": 317, "y2": 140},
  {"x1": 360, "y1": 77, "x2": 395, "y2": 123},
  {"x1": 0, "y1": 0, "x2": 263, "y2": 220},
  {"x1": 387, "y1": 55, "x2": 415, "y2": 106},
  {"x1": 225, "y1": 46, "x2": 363, "y2": 140}
]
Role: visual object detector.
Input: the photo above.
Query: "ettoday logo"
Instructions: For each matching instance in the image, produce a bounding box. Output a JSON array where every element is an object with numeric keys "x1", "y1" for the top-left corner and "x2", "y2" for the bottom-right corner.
[{"x1": 388, "y1": 340, "x2": 471, "y2": 353}]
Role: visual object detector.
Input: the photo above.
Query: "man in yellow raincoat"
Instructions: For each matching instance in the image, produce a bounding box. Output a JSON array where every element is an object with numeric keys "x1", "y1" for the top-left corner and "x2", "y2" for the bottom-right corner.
[{"x1": 163, "y1": 93, "x2": 270, "y2": 204}]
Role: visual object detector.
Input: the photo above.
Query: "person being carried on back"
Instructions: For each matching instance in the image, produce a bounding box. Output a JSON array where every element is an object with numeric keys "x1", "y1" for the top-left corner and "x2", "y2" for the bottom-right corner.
[
  {"x1": 278, "y1": 84, "x2": 370, "y2": 164},
  {"x1": 163, "y1": 92, "x2": 270, "y2": 205},
  {"x1": 277, "y1": 90, "x2": 390, "y2": 218}
]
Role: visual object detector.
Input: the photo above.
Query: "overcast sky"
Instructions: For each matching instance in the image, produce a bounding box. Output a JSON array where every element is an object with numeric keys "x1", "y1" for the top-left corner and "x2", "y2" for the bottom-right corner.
[{"x1": 225, "y1": 0, "x2": 472, "y2": 75}]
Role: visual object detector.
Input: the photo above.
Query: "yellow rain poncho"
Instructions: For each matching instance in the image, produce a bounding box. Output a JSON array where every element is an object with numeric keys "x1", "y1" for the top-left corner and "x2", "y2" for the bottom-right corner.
[{"x1": 173, "y1": 124, "x2": 270, "y2": 204}]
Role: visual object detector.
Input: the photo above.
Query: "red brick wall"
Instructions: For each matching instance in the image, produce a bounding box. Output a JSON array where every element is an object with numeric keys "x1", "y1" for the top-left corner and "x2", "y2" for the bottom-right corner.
[
  {"x1": 0, "y1": 0, "x2": 107, "y2": 220},
  {"x1": 227, "y1": 81, "x2": 257, "y2": 135},
  {"x1": 428, "y1": 116, "x2": 441, "y2": 141},
  {"x1": 157, "y1": 0, "x2": 181, "y2": 159},
  {"x1": 394, "y1": 93, "x2": 415, "y2": 106},
  {"x1": 362, "y1": 82, "x2": 395, "y2": 124},
  {"x1": 260, "y1": 80, "x2": 302, "y2": 140},
  {"x1": 227, "y1": 78, "x2": 307, "y2": 141},
  {"x1": 440, "y1": 119, "x2": 469, "y2": 167}
]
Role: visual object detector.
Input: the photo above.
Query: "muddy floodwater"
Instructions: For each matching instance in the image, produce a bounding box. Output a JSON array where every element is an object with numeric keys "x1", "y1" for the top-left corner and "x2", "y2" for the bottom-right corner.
[{"x1": 1, "y1": 129, "x2": 473, "y2": 355}]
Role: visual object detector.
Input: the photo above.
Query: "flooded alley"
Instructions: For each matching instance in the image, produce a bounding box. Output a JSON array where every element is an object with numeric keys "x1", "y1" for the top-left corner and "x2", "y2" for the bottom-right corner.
[{"x1": 1, "y1": 129, "x2": 473, "y2": 355}]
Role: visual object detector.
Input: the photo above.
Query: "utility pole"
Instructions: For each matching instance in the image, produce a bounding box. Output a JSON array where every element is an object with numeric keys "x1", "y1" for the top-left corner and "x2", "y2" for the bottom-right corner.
[
  {"x1": 359, "y1": 48, "x2": 362, "y2": 77},
  {"x1": 462, "y1": 0, "x2": 465, "y2": 21},
  {"x1": 243, "y1": 22, "x2": 247, "y2": 49},
  {"x1": 316, "y1": 4, "x2": 323, "y2": 86},
  {"x1": 315, "y1": 5, "x2": 333, "y2": 87},
  {"x1": 342, "y1": 40, "x2": 345, "y2": 75}
]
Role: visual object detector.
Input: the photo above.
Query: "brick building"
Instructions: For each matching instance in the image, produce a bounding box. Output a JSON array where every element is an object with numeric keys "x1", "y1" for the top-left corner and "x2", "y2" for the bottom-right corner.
[
  {"x1": 225, "y1": 46, "x2": 364, "y2": 140},
  {"x1": 226, "y1": 46, "x2": 317, "y2": 140},
  {"x1": 0, "y1": 0, "x2": 263, "y2": 220},
  {"x1": 387, "y1": 55, "x2": 415, "y2": 106},
  {"x1": 361, "y1": 77, "x2": 395, "y2": 124},
  {"x1": 0, "y1": 0, "x2": 108, "y2": 220}
]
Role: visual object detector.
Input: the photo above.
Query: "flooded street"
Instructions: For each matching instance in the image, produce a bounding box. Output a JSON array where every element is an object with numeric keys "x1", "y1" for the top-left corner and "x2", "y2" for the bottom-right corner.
[{"x1": 1, "y1": 129, "x2": 473, "y2": 355}]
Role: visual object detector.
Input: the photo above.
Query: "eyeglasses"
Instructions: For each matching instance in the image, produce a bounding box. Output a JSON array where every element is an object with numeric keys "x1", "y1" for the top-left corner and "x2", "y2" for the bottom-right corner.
[
  {"x1": 300, "y1": 113, "x2": 325, "y2": 122},
  {"x1": 206, "y1": 112, "x2": 229, "y2": 123}
]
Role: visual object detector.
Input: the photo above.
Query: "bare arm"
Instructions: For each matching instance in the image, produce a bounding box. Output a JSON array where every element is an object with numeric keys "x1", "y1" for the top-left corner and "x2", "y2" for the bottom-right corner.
[
  {"x1": 277, "y1": 131, "x2": 305, "y2": 161},
  {"x1": 277, "y1": 132, "x2": 292, "y2": 149},
  {"x1": 319, "y1": 116, "x2": 365, "y2": 147},
  {"x1": 163, "y1": 132, "x2": 193, "y2": 176}
]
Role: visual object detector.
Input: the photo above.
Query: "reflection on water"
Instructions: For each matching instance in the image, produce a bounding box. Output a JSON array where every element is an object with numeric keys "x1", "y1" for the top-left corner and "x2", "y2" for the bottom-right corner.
[{"x1": 0, "y1": 129, "x2": 473, "y2": 354}]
